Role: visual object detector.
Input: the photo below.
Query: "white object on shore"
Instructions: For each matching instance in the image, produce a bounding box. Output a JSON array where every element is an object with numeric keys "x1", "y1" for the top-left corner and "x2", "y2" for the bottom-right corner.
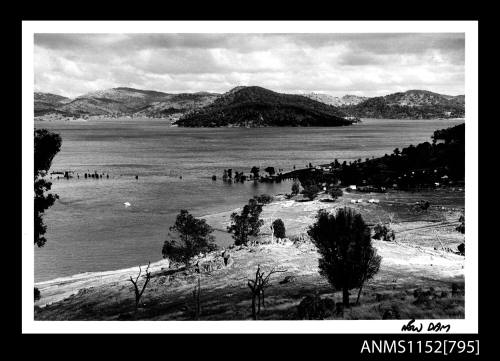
[{"x1": 123, "y1": 202, "x2": 131, "y2": 207}]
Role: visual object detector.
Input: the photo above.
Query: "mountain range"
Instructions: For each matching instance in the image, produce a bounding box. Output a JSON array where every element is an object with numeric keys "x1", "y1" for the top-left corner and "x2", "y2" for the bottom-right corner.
[{"x1": 34, "y1": 87, "x2": 465, "y2": 125}]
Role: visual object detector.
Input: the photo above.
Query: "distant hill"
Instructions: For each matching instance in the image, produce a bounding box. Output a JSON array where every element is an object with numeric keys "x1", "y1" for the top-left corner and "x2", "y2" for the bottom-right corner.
[
  {"x1": 302, "y1": 93, "x2": 368, "y2": 107},
  {"x1": 133, "y1": 92, "x2": 219, "y2": 117},
  {"x1": 35, "y1": 88, "x2": 220, "y2": 118},
  {"x1": 34, "y1": 88, "x2": 465, "y2": 121},
  {"x1": 175, "y1": 86, "x2": 357, "y2": 127},
  {"x1": 339, "y1": 90, "x2": 465, "y2": 119},
  {"x1": 34, "y1": 92, "x2": 70, "y2": 116}
]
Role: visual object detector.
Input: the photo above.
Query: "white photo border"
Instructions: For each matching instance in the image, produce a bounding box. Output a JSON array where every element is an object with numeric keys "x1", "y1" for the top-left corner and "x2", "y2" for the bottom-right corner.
[{"x1": 22, "y1": 20, "x2": 479, "y2": 334}]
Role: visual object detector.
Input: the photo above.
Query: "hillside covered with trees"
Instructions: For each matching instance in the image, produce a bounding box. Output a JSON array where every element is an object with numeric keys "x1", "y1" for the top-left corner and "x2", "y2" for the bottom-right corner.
[
  {"x1": 339, "y1": 90, "x2": 465, "y2": 119},
  {"x1": 296, "y1": 123, "x2": 465, "y2": 190},
  {"x1": 175, "y1": 86, "x2": 357, "y2": 127}
]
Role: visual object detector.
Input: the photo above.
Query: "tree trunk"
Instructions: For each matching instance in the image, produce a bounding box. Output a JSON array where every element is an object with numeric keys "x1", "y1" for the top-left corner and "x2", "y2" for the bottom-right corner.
[
  {"x1": 251, "y1": 295, "x2": 257, "y2": 320},
  {"x1": 343, "y1": 287, "x2": 350, "y2": 308},
  {"x1": 356, "y1": 284, "x2": 364, "y2": 306}
]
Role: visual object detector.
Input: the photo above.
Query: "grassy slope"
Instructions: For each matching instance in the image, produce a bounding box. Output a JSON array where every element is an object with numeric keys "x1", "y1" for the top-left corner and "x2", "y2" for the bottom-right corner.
[{"x1": 34, "y1": 188, "x2": 465, "y2": 320}]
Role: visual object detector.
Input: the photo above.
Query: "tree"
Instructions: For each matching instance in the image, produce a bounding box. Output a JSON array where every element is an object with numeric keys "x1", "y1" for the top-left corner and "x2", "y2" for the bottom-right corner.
[
  {"x1": 247, "y1": 264, "x2": 286, "y2": 319},
  {"x1": 129, "y1": 262, "x2": 151, "y2": 311},
  {"x1": 227, "y1": 198, "x2": 264, "y2": 245},
  {"x1": 373, "y1": 223, "x2": 395, "y2": 242},
  {"x1": 34, "y1": 129, "x2": 62, "y2": 247},
  {"x1": 301, "y1": 183, "x2": 322, "y2": 200},
  {"x1": 328, "y1": 187, "x2": 343, "y2": 200},
  {"x1": 307, "y1": 208, "x2": 382, "y2": 307},
  {"x1": 272, "y1": 219, "x2": 286, "y2": 239},
  {"x1": 162, "y1": 210, "x2": 217, "y2": 265},
  {"x1": 291, "y1": 179, "x2": 300, "y2": 196},
  {"x1": 456, "y1": 214, "x2": 465, "y2": 234},
  {"x1": 264, "y1": 166, "x2": 275, "y2": 176},
  {"x1": 34, "y1": 287, "x2": 41, "y2": 302}
]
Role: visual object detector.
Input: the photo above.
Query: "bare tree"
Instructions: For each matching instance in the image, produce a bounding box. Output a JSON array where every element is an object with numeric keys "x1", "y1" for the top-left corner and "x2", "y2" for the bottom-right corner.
[
  {"x1": 129, "y1": 262, "x2": 151, "y2": 311},
  {"x1": 247, "y1": 264, "x2": 286, "y2": 319}
]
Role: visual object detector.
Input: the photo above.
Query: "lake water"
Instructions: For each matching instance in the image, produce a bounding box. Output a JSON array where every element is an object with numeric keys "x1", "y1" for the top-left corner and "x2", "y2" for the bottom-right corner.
[{"x1": 34, "y1": 118, "x2": 464, "y2": 282}]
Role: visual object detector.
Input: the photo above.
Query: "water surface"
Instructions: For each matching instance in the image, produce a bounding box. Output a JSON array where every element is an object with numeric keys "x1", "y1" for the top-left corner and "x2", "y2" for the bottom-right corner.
[{"x1": 34, "y1": 118, "x2": 464, "y2": 281}]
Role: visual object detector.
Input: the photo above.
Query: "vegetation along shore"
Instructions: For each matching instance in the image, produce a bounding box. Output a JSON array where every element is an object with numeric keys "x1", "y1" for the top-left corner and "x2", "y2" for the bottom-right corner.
[{"x1": 34, "y1": 123, "x2": 465, "y2": 320}]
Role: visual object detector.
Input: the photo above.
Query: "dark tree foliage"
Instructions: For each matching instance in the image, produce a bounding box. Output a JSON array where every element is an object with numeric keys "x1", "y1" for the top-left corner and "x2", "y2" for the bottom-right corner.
[
  {"x1": 457, "y1": 243, "x2": 465, "y2": 256},
  {"x1": 34, "y1": 129, "x2": 62, "y2": 247},
  {"x1": 250, "y1": 166, "x2": 260, "y2": 178},
  {"x1": 265, "y1": 167, "x2": 275, "y2": 176},
  {"x1": 162, "y1": 210, "x2": 217, "y2": 265},
  {"x1": 291, "y1": 179, "x2": 300, "y2": 196},
  {"x1": 34, "y1": 287, "x2": 41, "y2": 302},
  {"x1": 301, "y1": 183, "x2": 322, "y2": 200},
  {"x1": 227, "y1": 199, "x2": 264, "y2": 245},
  {"x1": 272, "y1": 218, "x2": 286, "y2": 239},
  {"x1": 373, "y1": 223, "x2": 395, "y2": 242},
  {"x1": 456, "y1": 214, "x2": 465, "y2": 234},
  {"x1": 175, "y1": 86, "x2": 354, "y2": 127},
  {"x1": 328, "y1": 187, "x2": 343, "y2": 200},
  {"x1": 324, "y1": 123, "x2": 464, "y2": 189},
  {"x1": 307, "y1": 208, "x2": 382, "y2": 307}
]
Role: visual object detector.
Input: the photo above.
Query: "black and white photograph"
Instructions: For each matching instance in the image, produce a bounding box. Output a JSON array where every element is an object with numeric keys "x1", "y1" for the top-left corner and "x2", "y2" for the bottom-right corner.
[{"x1": 22, "y1": 21, "x2": 478, "y2": 334}]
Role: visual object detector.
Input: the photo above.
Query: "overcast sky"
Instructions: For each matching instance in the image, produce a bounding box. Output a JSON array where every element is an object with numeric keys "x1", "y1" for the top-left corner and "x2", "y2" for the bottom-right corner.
[{"x1": 34, "y1": 33, "x2": 465, "y2": 98}]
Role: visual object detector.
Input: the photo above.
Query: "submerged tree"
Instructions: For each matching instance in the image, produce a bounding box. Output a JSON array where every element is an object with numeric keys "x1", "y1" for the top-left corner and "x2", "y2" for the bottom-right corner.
[
  {"x1": 34, "y1": 129, "x2": 62, "y2": 247},
  {"x1": 307, "y1": 208, "x2": 381, "y2": 307},
  {"x1": 162, "y1": 210, "x2": 217, "y2": 265},
  {"x1": 264, "y1": 166, "x2": 275, "y2": 176},
  {"x1": 250, "y1": 166, "x2": 260, "y2": 179}
]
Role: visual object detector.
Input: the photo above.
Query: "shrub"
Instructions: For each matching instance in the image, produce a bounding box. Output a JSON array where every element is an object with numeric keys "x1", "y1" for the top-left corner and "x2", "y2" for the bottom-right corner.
[
  {"x1": 162, "y1": 210, "x2": 217, "y2": 265},
  {"x1": 372, "y1": 223, "x2": 396, "y2": 242},
  {"x1": 272, "y1": 219, "x2": 286, "y2": 239},
  {"x1": 308, "y1": 208, "x2": 382, "y2": 307},
  {"x1": 34, "y1": 287, "x2": 41, "y2": 302},
  {"x1": 457, "y1": 242, "x2": 465, "y2": 256},
  {"x1": 254, "y1": 194, "x2": 273, "y2": 205},
  {"x1": 297, "y1": 294, "x2": 335, "y2": 320},
  {"x1": 328, "y1": 187, "x2": 343, "y2": 200}
]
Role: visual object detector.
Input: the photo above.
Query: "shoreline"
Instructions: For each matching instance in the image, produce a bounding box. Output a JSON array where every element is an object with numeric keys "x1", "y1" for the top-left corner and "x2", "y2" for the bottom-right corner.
[{"x1": 35, "y1": 189, "x2": 465, "y2": 310}]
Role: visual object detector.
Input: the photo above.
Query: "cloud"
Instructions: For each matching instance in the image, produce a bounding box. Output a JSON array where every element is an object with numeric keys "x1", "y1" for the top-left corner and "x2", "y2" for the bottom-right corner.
[{"x1": 34, "y1": 33, "x2": 465, "y2": 98}]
